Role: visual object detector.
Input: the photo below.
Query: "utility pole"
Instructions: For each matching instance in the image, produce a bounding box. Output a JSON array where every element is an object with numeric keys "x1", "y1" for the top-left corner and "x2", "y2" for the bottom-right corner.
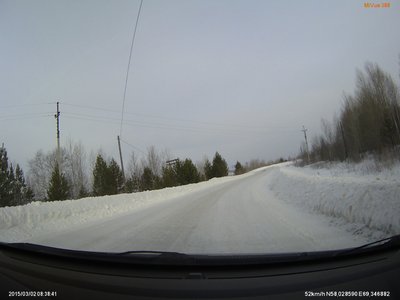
[
  {"x1": 117, "y1": 135, "x2": 125, "y2": 183},
  {"x1": 55, "y1": 101, "x2": 61, "y2": 169},
  {"x1": 166, "y1": 158, "x2": 179, "y2": 167},
  {"x1": 339, "y1": 121, "x2": 348, "y2": 160},
  {"x1": 301, "y1": 125, "x2": 310, "y2": 163},
  {"x1": 394, "y1": 113, "x2": 400, "y2": 144}
]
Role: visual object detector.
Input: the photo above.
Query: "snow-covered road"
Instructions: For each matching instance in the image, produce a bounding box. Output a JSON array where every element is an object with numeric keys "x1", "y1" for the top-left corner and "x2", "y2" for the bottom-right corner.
[{"x1": 22, "y1": 167, "x2": 370, "y2": 254}]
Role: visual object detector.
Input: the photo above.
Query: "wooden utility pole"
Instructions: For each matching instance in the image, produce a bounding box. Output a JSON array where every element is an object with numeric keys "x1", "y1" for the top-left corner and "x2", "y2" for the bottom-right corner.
[
  {"x1": 55, "y1": 101, "x2": 61, "y2": 168},
  {"x1": 166, "y1": 158, "x2": 179, "y2": 167},
  {"x1": 117, "y1": 135, "x2": 125, "y2": 183},
  {"x1": 301, "y1": 125, "x2": 310, "y2": 163},
  {"x1": 340, "y1": 121, "x2": 348, "y2": 160},
  {"x1": 392, "y1": 106, "x2": 400, "y2": 143}
]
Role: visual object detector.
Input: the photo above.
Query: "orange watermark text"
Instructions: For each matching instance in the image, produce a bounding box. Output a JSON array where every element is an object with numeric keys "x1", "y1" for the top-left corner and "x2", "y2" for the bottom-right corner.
[{"x1": 364, "y1": 2, "x2": 391, "y2": 8}]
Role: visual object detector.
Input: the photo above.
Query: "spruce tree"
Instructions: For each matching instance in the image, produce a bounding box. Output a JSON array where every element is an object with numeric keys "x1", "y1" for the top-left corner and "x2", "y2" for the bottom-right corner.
[
  {"x1": 11, "y1": 164, "x2": 23, "y2": 205},
  {"x1": 211, "y1": 152, "x2": 228, "y2": 177},
  {"x1": 178, "y1": 159, "x2": 200, "y2": 185},
  {"x1": 93, "y1": 155, "x2": 125, "y2": 196},
  {"x1": 204, "y1": 159, "x2": 213, "y2": 180},
  {"x1": 162, "y1": 164, "x2": 178, "y2": 187},
  {"x1": 0, "y1": 147, "x2": 34, "y2": 207},
  {"x1": 0, "y1": 147, "x2": 11, "y2": 206},
  {"x1": 92, "y1": 154, "x2": 108, "y2": 196},
  {"x1": 125, "y1": 176, "x2": 140, "y2": 193},
  {"x1": 140, "y1": 167, "x2": 155, "y2": 191},
  {"x1": 108, "y1": 159, "x2": 124, "y2": 194},
  {"x1": 8, "y1": 163, "x2": 16, "y2": 203},
  {"x1": 18, "y1": 164, "x2": 34, "y2": 204},
  {"x1": 234, "y1": 161, "x2": 245, "y2": 175},
  {"x1": 47, "y1": 164, "x2": 70, "y2": 201}
]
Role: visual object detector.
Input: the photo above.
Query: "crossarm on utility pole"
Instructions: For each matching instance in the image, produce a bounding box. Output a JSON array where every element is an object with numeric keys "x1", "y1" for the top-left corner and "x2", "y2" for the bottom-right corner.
[
  {"x1": 301, "y1": 125, "x2": 310, "y2": 163},
  {"x1": 55, "y1": 101, "x2": 61, "y2": 169}
]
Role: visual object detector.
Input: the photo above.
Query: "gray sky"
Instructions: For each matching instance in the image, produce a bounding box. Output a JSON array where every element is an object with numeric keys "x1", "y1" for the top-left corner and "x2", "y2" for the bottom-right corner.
[{"x1": 1, "y1": 0, "x2": 400, "y2": 170}]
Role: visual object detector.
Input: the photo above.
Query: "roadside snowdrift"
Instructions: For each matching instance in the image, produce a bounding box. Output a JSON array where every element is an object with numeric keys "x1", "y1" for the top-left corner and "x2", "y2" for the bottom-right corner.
[
  {"x1": 0, "y1": 161, "x2": 399, "y2": 245},
  {"x1": 0, "y1": 174, "x2": 246, "y2": 243},
  {"x1": 268, "y1": 162, "x2": 400, "y2": 236}
]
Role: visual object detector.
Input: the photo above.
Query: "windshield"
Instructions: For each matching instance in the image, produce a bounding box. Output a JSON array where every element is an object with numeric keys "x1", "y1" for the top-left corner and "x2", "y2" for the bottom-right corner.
[{"x1": 0, "y1": 0, "x2": 399, "y2": 256}]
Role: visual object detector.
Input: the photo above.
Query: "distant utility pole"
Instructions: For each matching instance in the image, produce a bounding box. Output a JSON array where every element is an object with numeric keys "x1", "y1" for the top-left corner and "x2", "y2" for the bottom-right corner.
[
  {"x1": 166, "y1": 159, "x2": 179, "y2": 167},
  {"x1": 339, "y1": 121, "x2": 348, "y2": 160},
  {"x1": 55, "y1": 101, "x2": 61, "y2": 168},
  {"x1": 301, "y1": 125, "x2": 310, "y2": 163},
  {"x1": 117, "y1": 135, "x2": 125, "y2": 183}
]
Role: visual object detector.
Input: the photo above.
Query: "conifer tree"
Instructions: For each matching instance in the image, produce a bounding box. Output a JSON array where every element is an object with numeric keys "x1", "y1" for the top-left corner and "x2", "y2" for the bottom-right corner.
[
  {"x1": 234, "y1": 161, "x2": 245, "y2": 175},
  {"x1": 140, "y1": 167, "x2": 155, "y2": 191},
  {"x1": 177, "y1": 159, "x2": 201, "y2": 185},
  {"x1": 108, "y1": 159, "x2": 124, "y2": 194},
  {"x1": 204, "y1": 159, "x2": 213, "y2": 180},
  {"x1": 93, "y1": 155, "x2": 125, "y2": 196},
  {"x1": 0, "y1": 147, "x2": 11, "y2": 206},
  {"x1": 0, "y1": 147, "x2": 34, "y2": 207},
  {"x1": 162, "y1": 164, "x2": 178, "y2": 187},
  {"x1": 92, "y1": 154, "x2": 108, "y2": 196},
  {"x1": 12, "y1": 164, "x2": 33, "y2": 205},
  {"x1": 47, "y1": 164, "x2": 70, "y2": 201},
  {"x1": 211, "y1": 152, "x2": 228, "y2": 178}
]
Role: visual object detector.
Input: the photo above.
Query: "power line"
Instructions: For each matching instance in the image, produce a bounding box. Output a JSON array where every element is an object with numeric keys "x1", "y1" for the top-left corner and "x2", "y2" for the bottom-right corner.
[
  {"x1": 63, "y1": 112, "x2": 299, "y2": 137},
  {"x1": 120, "y1": 0, "x2": 144, "y2": 137},
  {"x1": 0, "y1": 112, "x2": 53, "y2": 121},
  {"x1": 120, "y1": 138, "x2": 146, "y2": 155},
  {"x1": 63, "y1": 111, "x2": 120, "y2": 122},
  {"x1": 63, "y1": 109, "x2": 297, "y2": 134},
  {"x1": 63, "y1": 103, "x2": 120, "y2": 114},
  {"x1": 0, "y1": 102, "x2": 56, "y2": 109},
  {"x1": 63, "y1": 102, "x2": 295, "y2": 132}
]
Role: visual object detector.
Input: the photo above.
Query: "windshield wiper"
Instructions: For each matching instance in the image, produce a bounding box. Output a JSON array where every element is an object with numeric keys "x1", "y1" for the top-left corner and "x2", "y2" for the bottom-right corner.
[
  {"x1": 118, "y1": 250, "x2": 186, "y2": 256},
  {"x1": 0, "y1": 242, "x2": 197, "y2": 265},
  {"x1": 335, "y1": 234, "x2": 400, "y2": 257},
  {"x1": 117, "y1": 250, "x2": 194, "y2": 261},
  {"x1": 2, "y1": 236, "x2": 399, "y2": 267}
]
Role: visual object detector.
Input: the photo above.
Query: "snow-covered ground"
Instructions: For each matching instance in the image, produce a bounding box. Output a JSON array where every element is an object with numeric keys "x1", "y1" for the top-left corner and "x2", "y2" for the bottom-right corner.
[
  {"x1": 0, "y1": 161, "x2": 399, "y2": 254},
  {"x1": 269, "y1": 160, "x2": 400, "y2": 240}
]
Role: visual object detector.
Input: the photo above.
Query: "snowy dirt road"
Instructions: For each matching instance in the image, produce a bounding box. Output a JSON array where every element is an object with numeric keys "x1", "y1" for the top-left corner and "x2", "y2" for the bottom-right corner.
[{"x1": 26, "y1": 167, "x2": 370, "y2": 254}]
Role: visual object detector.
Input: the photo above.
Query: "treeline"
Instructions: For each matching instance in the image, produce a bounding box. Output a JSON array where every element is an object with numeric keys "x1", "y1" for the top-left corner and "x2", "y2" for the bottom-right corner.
[
  {"x1": 122, "y1": 151, "x2": 229, "y2": 193},
  {"x1": 44, "y1": 150, "x2": 230, "y2": 199},
  {"x1": 233, "y1": 157, "x2": 288, "y2": 175},
  {"x1": 0, "y1": 147, "x2": 34, "y2": 207},
  {"x1": 299, "y1": 62, "x2": 400, "y2": 164},
  {"x1": 0, "y1": 143, "x2": 232, "y2": 207},
  {"x1": 1, "y1": 138, "x2": 289, "y2": 207}
]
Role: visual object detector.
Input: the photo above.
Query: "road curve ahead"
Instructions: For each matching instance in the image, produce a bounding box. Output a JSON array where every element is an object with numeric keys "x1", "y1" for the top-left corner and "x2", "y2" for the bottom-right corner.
[{"x1": 30, "y1": 167, "x2": 368, "y2": 254}]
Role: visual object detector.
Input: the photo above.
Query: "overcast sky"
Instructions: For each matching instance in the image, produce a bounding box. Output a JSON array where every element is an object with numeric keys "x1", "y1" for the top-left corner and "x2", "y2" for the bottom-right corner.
[{"x1": 1, "y1": 0, "x2": 400, "y2": 171}]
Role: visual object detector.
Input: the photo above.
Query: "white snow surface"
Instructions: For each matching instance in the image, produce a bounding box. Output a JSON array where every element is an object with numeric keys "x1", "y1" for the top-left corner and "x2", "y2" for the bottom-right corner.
[
  {"x1": 0, "y1": 161, "x2": 399, "y2": 254},
  {"x1": 269, "y1": 161, "x2": 400, "y2": 239}
]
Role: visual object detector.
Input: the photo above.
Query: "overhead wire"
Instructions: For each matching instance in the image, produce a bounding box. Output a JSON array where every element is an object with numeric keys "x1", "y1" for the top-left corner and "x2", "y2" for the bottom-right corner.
[
  {"x1": 62, "y1": 102, "x2": 297, "y2": 133},
  {"x1": 0, "y1": 112, "x2": 54, "y2": 121},
  {"x1": 0, "y1": 102, "x2": 56, "y2": 109},
  {"x1": 63, "y1": 111, "x2": 120, "y2": 122},
  {"x1": 120, "y1": 138, "x2": 146, "y2": 155},
  {"x1": 120, "y1": 0, "x2": 144, "y2": 138},
  {"x1": 62, "y1": 111, "x2": 298, "y2": 137}
]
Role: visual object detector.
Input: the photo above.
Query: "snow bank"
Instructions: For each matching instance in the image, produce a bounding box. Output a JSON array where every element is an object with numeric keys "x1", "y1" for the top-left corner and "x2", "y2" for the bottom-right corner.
[
  {"x1": 1, "y1": 160, "x2": 398, "y2": 245},
  {"x1": 0, "y1": 174, "x2": 246, "y2": 243},
  {"x1": 268, "y1": 162, "x2": 400, "y2": 236}
]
